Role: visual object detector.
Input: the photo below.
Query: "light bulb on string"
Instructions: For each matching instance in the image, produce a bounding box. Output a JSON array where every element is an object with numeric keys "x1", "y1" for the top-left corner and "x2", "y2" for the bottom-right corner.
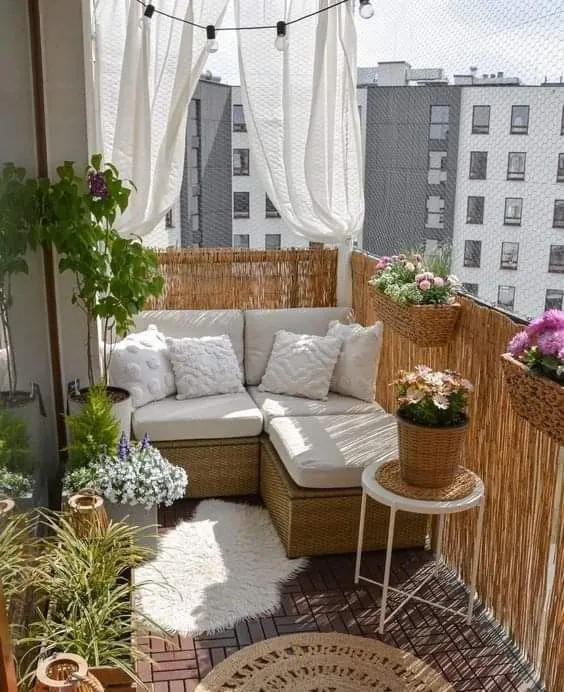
[
  {"x1": 138, "y1": 3, "x2": 155, "y2": 28},
  {"x1": 275, "y1": 21, "x2": 288, "y2": 52},
  {"x1": 206, "y1": 25, "x2": 219, "y2": 53},
  {"x1": 359, "y1": 0, "x2": 374, "y2": 19}
]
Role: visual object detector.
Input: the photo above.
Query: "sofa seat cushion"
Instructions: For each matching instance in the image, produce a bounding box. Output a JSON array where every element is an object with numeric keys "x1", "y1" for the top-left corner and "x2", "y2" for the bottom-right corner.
[
  {"x1": 132, "y1": 391, "x2": 263, "y2": 441},
  {"x1": 244, "y1": 307, "x2": 352, "y2": 386},
  {"x1": 268, "y1": 413, "x2": 398, "y2": 489},
  {"x1": 247, "y1": 386, "x2": 382, "y2": 432}
]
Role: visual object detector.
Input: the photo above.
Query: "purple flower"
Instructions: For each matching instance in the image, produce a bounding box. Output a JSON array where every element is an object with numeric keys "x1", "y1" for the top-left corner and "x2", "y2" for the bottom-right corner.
[
  {"x1": 537, "y1": 329, "x2": 564, "y2": 357},
  {"x1": 88, "y1": 171, "x2": 109, "y2": 199},
  {"x1": 527, "y1": 309, "x2": 564, "y2": 338},
  {"x1": 508, "y1": 330, "x2": 530, "y2": 358},
  {"x1": 140, "y1": 433, "x2": 151, "y2": 450},
  {"x1": 118, "y1": 432, "x2": 130, "y2": 461}
]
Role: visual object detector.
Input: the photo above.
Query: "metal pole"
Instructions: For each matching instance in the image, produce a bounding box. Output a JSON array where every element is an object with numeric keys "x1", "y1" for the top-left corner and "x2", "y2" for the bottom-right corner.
[{"x1": 379, "y1": 506, "x2": 397, "y2": 634}]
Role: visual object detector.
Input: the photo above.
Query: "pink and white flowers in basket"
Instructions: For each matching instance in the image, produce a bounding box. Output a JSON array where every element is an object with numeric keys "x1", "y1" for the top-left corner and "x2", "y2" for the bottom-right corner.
[
  {"x1": 394, "y1": 366, "x2": 474, "y2": 427},
  {"x1": 507, "y1": 309, "x2": 564, "y2": 384}
]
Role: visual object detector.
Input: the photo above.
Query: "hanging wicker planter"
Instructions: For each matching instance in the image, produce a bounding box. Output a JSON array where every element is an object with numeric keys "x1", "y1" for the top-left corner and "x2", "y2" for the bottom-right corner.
[
  {"x1": 501, "y1": 353, "x2": 564, "y2": 446},
  {"x1": 370, "y1": 287, "x2": 460, "y2": 347},
  {"x1": 397, "y1": 414, "x2": 468, "y2": 488}
]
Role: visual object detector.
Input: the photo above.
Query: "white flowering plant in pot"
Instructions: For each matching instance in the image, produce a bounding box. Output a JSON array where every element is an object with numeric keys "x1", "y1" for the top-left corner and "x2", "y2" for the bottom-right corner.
[{"x1": 96, "y1": 433, "x2": 187, "y2": 509}]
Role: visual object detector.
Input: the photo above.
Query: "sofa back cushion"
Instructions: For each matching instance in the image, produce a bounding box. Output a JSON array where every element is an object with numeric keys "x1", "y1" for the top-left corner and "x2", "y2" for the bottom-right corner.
[
  {"x1": 244, "y1": 307, "x2": 352, "y2": 386},
  {"x1": 134, "y1": 310, "x2": 245, "y2": 377}
]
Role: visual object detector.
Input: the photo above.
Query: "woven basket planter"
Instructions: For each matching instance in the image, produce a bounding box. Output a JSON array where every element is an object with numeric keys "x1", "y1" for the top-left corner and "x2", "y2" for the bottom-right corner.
[
  {"x1": 501, "y1": 353, "x2": 564, "y2": 446},
  {"x1": 370, "y1": 287, "x2": 460, "y2": 347},
  {"x1": 397, "y1": 415, "x2": 468, "y2": 488}
]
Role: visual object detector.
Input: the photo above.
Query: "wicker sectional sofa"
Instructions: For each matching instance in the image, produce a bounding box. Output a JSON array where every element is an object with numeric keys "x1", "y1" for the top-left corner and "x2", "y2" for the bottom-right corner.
[{"x1": 123, "y1": 307, "x2": 426, "y2": 556}]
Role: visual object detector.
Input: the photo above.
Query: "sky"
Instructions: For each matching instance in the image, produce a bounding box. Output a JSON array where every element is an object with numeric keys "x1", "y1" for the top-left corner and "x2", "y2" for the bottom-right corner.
[{"x1": 206, "y1": 0, "x2": 563, "y2": 86}]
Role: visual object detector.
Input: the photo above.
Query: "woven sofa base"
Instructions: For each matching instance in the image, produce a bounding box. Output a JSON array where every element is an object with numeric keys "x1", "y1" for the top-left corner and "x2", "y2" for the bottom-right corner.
[
  {"x1": 154, "y1": 437, "x2": 260, "y2": 498},
  {"x1": 260, "y1": 437, "x2": 427, "y2": 558}
]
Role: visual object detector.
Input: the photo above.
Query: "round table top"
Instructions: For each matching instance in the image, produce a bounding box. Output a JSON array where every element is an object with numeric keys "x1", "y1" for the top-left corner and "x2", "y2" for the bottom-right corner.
[{"x1": 361, "y1": 460, "x2": 484, "y2": 515}]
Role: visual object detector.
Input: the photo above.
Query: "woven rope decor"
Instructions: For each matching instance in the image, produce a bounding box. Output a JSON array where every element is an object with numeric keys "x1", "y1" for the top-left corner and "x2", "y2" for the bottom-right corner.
[
  {"x1": 377, "y1": 461, "x2": 476, "y2": 501},
  {"x1": 35, "y1": 653, "x2": 103, "y2": 692},
  {"x1": 370, "y1": 287, "x2": 460, "y2": 347},
  {"x1": 501, "y1": 353, "x2": 564, "y2": 447},
  {"x1": 196, "y1": 632, "x2": 453, "y2": 691}
]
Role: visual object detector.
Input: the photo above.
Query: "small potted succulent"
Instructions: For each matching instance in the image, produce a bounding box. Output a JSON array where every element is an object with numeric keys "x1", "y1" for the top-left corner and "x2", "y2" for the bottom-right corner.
[
  {"x1": 74, "y1": 433, "x2": 187, "y2": 551},
  {"x1": 501, "y1": 309, "x2": 564, "y2": 445},
  {"x1": 368, "y1": 251, "x2": 460, "y2": 347},
  {"x1": 394, "y1": 366, "x2": 474, "y2": 488}
]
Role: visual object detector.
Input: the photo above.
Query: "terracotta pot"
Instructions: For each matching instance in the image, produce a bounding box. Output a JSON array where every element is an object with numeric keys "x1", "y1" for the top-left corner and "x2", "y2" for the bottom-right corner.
[{"x1": 397, "y1": 414, "x2": 468, "y2": 488}]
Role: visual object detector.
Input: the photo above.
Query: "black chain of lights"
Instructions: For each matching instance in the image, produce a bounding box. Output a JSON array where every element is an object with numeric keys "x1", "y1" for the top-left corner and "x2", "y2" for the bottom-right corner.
[{"x1": 138, "y1": 0, "x2": 374, "y2": 53}]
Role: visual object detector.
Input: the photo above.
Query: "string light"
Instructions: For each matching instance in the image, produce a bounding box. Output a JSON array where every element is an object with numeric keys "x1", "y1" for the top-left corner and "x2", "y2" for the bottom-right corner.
[
  {"x1": 143, "y1": 3, "x2": 155, "y2": 18},
  {"x1": 358, "y1": 0, "x2": 375, "y2": 19},
  {"x1": 275, "y1": 21, "x2": 288, "y2": 52},
  {"x1": 206, "y1": 25, "x2": 219, "y2": 53}
]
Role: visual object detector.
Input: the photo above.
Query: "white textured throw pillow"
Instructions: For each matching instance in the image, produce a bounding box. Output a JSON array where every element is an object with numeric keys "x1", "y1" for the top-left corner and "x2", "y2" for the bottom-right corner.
[
  {"x1": 109, "y1": 325, "x2": 175, "y2": 408},
  {"x1": 258, "y1": 330, "x2": 343, "y2": 401},
  {"x1": 166, "y1": 335, "x2": 244, "y2": 400},
  {"x1": 327, "y1": 320, "x2": 383, "y2": 402}
]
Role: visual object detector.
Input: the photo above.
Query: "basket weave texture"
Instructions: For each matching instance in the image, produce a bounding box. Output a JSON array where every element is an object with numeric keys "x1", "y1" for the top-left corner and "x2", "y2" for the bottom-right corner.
[
  {"x1": 500, "y1": 353, "x2": 564, "y2": 447},
  {"x1": 397, "y1": 416, "x2": 468, "y2": 489},
  {"x1": 370, "y1": 287, "x2": 460, "y2": 347}
]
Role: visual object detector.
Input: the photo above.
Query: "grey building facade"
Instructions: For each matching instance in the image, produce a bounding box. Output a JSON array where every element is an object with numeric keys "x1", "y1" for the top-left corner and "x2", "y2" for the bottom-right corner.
[
  {"x1": 180, "y1": 79, "x2": 232, "y2": 247},
  {"x1": 363, "y1": 85, "x2": 462, "y2": 256}
]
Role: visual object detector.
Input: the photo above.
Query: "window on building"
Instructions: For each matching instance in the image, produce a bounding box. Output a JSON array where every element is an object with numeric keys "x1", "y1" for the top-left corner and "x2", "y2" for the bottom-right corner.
[
  {"x1": 191, "y1": 214, "x2": 199, "y2": 231},
  {"x1": 463, "y1": 240, "x2": 482, "y2": 268},
  {"x1": 557, "y1": 154, "x2": 564, "y2": 183},
  {"x1": 425, "y1": 195, "x2": 445, "y2": 229},
  {"x1": 471, "y1": 105, "x2": 490, "y2": 134},
  {"x1": 233, "y1": 234, "x2": 250, "y2": 249},
  {"x1": 233, "y1": 148, "x2": 250, "y2": 175},
  {"x1": 553, "y1": 200, "x2": 564, "y2": 228},
  {"x1": 233, "y1": 192, "x2": 250, "y2": 218},
  {"x1": 500, "y1": 242, "x2": 519, "y2": 270},
  {"x1": 427, "y1": 151, "x2": 447, "y2": 184},
  {"x1": 504, "y1": 198, "x2": 523, "y2": 226},
  {"x1": 232, "y1": 104, "x2": 246, "y2": 132},
  {"x1": 462, "y1": 283, "x2": 479, "y2": 296},
  {"x1": 165, "y1": 209, "x2": 173, "y2": 228},
  {"x1": 545, "y1": 289, "x2": 564, "y2": 311},
  {"x1": 510, "y1": 105, "x2": 529, "y2": 135},
  {"x1": 469, "y1": 151, "x2": 488, "y2": 179},
  {"x1": 265, "y1": 195, "x2": 280, "y2": 218},
  {"x1": 549, "y1": 245, "x2": 564, "y2": 273},
  {"x1": 429, "y1": 105, "x2": 449, "y2": 140},
  {"x1": 497, "y1": 285, "x2": 515, "y2": 311},
  {"x1": 466, "y1": 196, "x2": 484, "y2": 224},
  {"x1": 561, "y1": 107, "x2": 564, "y2": 135},
  {"x1": 265, "y1": 233, "x2": 281, "y2": 250},
  {"x1": 309, "y1": 241, "x2": 324, "y2": 249},
  {"x1": 507, "y1": 152, "x2": 526, "y2": 181}
]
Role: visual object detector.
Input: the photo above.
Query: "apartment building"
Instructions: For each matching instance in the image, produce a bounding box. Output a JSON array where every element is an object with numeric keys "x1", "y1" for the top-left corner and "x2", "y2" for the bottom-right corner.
[{"x1": 451, "y1": 85, "x2": 564, "y2": 317}]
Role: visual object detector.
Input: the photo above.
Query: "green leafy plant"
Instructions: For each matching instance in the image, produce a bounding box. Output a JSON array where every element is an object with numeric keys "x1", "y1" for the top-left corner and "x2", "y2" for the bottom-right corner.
[
  {"x1": 0, "y1": 408, "x2": 33, "y2": 497},
  {"x1": 45, "y1": 155, "x2": 164, "y2": 386},
  {"x1": 0, "y1": 511, "x2": 33, "y2": 604},
  {"x1": 394, "y1": 365, "x2": 473, "y2": 427},
  {"x1": 0, "y1": 164, "x2": 48, "y2": 398},
  {"x1": 18, "y1": 511, "x2": 165, "y2": 690},
  {"x1": 66, "y1": 384, "x2": 120, "y2": 473}
]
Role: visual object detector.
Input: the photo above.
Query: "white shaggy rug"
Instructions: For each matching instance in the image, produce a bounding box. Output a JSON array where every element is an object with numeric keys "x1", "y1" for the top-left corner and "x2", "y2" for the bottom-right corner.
[{"x1": 136, "y1": 499, "x2": 307, "y2": 636}]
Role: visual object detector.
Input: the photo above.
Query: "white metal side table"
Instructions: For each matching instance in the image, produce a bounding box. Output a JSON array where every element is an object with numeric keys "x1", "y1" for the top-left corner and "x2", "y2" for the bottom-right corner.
[{"x1": 354, "y1": 459, "x2": 485, "y2": 634}]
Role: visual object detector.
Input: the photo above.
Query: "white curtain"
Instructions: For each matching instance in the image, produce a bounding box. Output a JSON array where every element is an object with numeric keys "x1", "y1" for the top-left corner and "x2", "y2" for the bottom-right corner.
[
  {"x1": 93, "y1": 0, "x2": 229, "y2": 238},
  {"x1": 234, "y1": 0, "x2": 364, "y2": 304}
]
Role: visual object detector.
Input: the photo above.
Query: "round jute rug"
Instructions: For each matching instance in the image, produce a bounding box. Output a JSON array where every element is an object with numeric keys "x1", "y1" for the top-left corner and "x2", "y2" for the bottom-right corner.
[{"x1": 195, "y1": 632, "x2": 454, "y2": 691}]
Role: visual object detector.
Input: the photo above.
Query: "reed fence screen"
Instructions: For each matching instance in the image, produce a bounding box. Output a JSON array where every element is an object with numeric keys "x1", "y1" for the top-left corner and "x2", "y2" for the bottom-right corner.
[
  {"x1": 351, "y1": 251, "x2": 562, "y2": 689},
  {"x1": 149, "y1": 248, "x2": 338, "y2": 310}
]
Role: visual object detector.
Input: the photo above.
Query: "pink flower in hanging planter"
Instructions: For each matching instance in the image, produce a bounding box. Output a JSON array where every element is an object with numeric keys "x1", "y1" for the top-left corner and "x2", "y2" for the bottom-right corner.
[
  {"x1": 508, "y1": 330, "x2": 530, "y2": 359},
  {"x1": 433, "y1": 276, "x2": 445, "y2": 288},
  {"x1": 418, "y1": 279, "x2": 431, "y2": 291}
]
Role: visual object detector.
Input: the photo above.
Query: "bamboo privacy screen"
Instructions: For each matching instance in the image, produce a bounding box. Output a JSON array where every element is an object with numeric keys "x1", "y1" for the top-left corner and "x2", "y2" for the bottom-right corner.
[
  {"x1": 148, "y1": 248, "x2": 338, "y2": 310},
  {"x1": 351, "y1": 251, "x2": 562, "y2": 688}
]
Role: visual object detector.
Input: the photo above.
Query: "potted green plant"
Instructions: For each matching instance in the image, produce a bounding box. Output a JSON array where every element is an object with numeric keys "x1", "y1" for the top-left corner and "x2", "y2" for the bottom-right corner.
[
  {"x1": 394, "y1": 366, "x2": 474, "y2": 488},
  {"x1": 368, "y1": 250, "x2": 461, "y2": 347},
  {"x1": 45, "y1": 155, "x2": 164, "y2": 435},
  {"x1": 501, "y1": 309, "x2": 564, "y2": 445},
  {"x1": 0, "y1": 408, "x2": 33, "y2": 507}
]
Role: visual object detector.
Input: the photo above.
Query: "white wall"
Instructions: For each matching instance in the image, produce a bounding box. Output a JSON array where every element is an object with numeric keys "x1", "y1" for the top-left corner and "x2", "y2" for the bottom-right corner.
[
  {"x1": 1, "y1": 0, "x2": 57, "y2": 471},
  {"x1": 452, "y1": 85, "x2": 564, "y2": 318}
]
